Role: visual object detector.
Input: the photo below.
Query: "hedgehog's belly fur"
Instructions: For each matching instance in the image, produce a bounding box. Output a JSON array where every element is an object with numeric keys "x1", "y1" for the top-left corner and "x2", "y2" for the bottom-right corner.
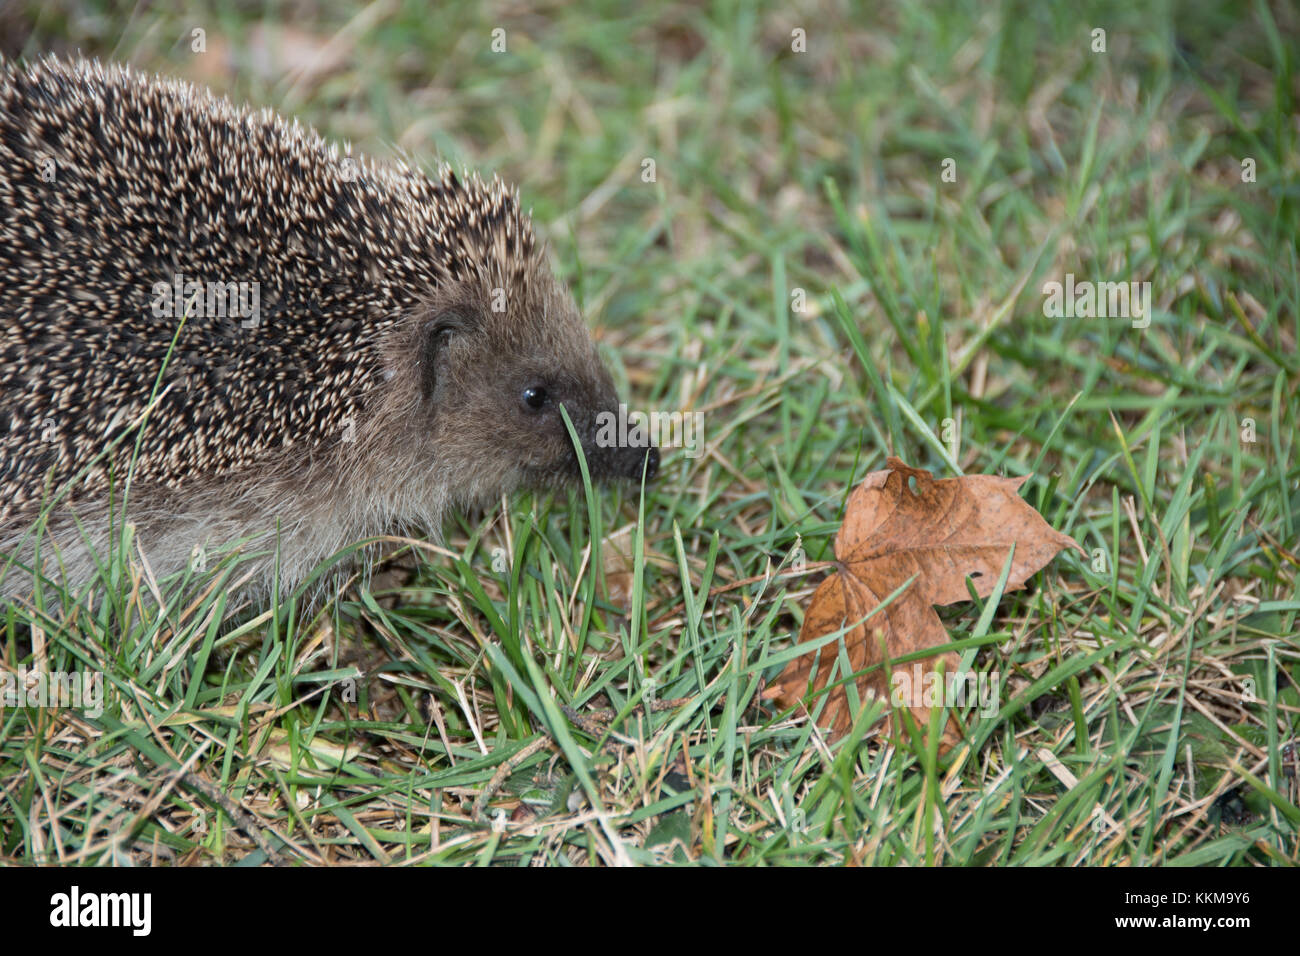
[
  {"x1": 0, "y1": 420, "x2": 551, "y2": 600},
  {"x1": 0, "y1": 444, "x2": 450, "y2": 603}
]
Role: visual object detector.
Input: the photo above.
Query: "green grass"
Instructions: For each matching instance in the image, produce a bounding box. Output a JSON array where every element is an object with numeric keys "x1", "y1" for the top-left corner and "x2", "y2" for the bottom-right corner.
[{"x1": 1, "y1": 0, "x2": 1297, "y2": 865}]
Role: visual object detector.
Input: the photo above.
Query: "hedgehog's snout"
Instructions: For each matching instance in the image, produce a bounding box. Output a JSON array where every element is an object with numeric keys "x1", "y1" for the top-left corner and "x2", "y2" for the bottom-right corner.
[
  {"x1": 576, "y1": 408, "x2": 659, "y2": 484},
  {"x1": 613, "y1": 444, "x2": 658, "y2": 482},
  {"x1": 582, "y1": 438, "x2": 660, "y2": 483}
]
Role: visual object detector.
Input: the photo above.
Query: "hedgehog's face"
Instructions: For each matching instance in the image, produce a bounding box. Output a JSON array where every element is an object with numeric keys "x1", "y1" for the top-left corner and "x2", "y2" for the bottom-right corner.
[{"x1": 409, "y1": 275, "x2": 657, "y2": 507}]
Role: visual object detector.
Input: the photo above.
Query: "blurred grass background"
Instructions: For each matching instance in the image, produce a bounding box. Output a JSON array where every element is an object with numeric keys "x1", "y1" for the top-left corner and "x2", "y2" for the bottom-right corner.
[{"x1": 1, "y1": 0, "x2": 1297, "y2": 865}]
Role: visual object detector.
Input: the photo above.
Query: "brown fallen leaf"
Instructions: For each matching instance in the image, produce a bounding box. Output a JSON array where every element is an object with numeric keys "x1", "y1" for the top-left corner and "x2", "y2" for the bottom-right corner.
[{"x1": 763, "y1": 457, "x2": 1083, "y2": 749}]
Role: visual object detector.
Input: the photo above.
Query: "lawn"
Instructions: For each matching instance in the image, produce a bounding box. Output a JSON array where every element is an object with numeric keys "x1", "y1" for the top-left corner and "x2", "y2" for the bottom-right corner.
[{"x1": 1, "y1": 0, "x2": 1296, "y2": 865}]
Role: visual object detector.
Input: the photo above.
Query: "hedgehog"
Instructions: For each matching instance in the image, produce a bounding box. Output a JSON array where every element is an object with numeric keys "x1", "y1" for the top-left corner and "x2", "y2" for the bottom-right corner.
[{"x1": 0, "y1": 56, "x2": 657, "y2": 604}]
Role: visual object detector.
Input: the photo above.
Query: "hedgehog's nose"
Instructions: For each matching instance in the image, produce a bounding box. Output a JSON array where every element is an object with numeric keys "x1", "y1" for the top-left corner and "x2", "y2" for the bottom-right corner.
[{"x1": 626, "y1": 445, "x2": 658, "y2": 481}]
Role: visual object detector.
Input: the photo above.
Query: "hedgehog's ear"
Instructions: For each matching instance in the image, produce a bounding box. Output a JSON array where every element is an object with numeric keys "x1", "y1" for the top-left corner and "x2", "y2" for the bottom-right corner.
[{"x1": 418, "y1": 309, "x2": 476, "y2": 401}]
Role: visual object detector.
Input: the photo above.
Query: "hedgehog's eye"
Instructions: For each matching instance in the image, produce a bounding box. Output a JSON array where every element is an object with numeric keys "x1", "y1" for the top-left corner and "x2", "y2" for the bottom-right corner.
[{"x1": 522, "y1": 386, "x2": 548, "y2": 410}]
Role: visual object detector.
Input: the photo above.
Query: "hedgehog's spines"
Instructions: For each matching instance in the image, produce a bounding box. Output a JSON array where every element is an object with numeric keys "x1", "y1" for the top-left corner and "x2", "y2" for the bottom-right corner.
[{"x1": 0, "y1": 55, "x2": 545, "y2": 521}]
